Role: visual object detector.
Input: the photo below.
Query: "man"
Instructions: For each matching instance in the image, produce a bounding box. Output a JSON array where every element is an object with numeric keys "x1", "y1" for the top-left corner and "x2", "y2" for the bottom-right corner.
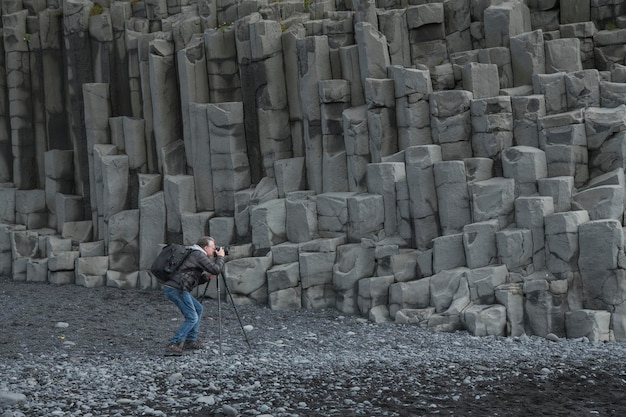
[{"x1": 162, "y1": 236, "x2": 226, "y2": 356}]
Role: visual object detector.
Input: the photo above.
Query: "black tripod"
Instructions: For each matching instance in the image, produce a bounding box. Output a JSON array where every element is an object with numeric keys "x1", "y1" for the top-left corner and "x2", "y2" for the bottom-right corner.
[{"x1": 200, "y1": 273, "x2": 251, "y2": 355}]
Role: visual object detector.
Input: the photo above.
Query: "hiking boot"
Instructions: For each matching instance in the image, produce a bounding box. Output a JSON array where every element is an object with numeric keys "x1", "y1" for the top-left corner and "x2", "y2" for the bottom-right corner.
[
  {"x1": 183, "y1": 340, "x2": 203, "y2": 350},
  {"x1": 164, "y1": 342, "x2": 184, "y2": 356}
]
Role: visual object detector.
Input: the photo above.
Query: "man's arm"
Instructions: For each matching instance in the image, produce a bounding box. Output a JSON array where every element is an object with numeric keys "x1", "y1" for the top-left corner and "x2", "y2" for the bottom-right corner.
[{"x1": 197, "y1": 254, "x2": 225, "y2": 276}]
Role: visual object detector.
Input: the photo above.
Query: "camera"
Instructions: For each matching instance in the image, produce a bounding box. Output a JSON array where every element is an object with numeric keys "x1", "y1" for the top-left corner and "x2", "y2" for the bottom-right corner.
[{"x1": 215, "y1": 246, "x2": 230, "y2": 256}]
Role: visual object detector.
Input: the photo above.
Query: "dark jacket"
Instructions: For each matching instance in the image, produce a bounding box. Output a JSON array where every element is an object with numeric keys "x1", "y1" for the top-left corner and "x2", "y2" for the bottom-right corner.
[{"x1": 164, "y1": 245, "x2": 225, "y2": 291}]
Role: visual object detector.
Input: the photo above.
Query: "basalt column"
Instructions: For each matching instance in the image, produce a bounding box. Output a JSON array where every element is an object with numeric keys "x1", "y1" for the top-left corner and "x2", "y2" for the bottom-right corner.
[
  {"x1": 26, "y1": 16, "x2": 47, "y2": 189},
  {"x1": 149, "y1": 37, "x2": 183, "y2": 175},
  {"x1": 0, "y1": 31, "x2": 11, "y2": 183},
  {"x1": 63, "y1": 0, "x2": 94, "y2": 217},
  {"x1": 4, "y1": 10, "x2": 36, "y2": 189},
  {"x1": 177, "y1": 36, "x2": 209, "y2": 175},
  {"x1": 319, "y1": 79, "x2": 350, "y2": 192},
  {"x1": 40, "y1": 8, "x2": 70, "y2": 152},
  {"x1": 297, "y1": 35, "x2": 332, "y2": 194},
  {"x1": 207, "y1": 102, "x2": 251, "y2": 216},
  {"x1": 83, "y1": 83, "x2": 112, "y2": 239}
]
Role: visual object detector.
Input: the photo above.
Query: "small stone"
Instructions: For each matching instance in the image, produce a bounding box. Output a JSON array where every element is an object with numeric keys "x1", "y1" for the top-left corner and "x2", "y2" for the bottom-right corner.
[
  {"x1": 222, "y1": 404, "x2": 239, "y2": 417},
  {"x1": 243, "y1": 325, "x2": 254, "y2": 332},
  {"x1": 55, "y1": 322, "x2": 69, "y2": 328}
]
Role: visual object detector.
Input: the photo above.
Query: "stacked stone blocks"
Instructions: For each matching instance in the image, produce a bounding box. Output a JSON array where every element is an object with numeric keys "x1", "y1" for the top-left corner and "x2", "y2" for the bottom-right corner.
[{"x1": 3, "y1": 0, "x2": 626, "y2": 343}]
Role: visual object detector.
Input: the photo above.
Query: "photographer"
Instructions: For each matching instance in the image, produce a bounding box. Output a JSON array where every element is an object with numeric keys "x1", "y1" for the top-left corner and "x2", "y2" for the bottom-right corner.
[{"x1": 162, "y1": 236, "x2": 225, "y2": 356}]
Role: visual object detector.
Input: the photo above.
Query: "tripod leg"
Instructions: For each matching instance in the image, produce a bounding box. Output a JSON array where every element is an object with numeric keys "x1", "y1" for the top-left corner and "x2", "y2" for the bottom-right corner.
[
  {"x1": 221, "y1": 273, "x2": 252, "y2": 350},
  {"x1": 217, "y1": 275, "x2": 222, "y2": 356}
]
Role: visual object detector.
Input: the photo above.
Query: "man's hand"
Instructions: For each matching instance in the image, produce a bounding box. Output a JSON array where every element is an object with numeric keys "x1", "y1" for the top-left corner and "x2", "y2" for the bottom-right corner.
[{"x1": 215, "y1": 247, "x2": 225, "y2": 257}]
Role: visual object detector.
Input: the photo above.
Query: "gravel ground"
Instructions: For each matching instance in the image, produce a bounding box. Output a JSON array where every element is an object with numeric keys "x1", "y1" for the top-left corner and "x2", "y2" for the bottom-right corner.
[{"x1": 2, "y1": 276, "x2": 626, "y2": 417}]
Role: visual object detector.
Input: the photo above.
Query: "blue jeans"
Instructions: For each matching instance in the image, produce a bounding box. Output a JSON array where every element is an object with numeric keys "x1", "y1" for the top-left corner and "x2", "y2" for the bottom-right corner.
[{"x1": 163, "y1": 285, "x2": 203, "y2": 344}]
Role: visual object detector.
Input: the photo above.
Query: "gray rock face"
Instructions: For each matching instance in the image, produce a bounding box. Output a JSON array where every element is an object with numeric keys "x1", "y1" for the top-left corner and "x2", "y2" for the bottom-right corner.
[{"x1": 3, "y1": 0, "x2": 626, "y2": 343}]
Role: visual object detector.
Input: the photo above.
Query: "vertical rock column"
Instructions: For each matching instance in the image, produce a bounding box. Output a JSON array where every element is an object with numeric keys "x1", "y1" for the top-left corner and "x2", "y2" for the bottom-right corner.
[
  {"x1": 64, "y1": 0, "x2": 94, "y2": 214},
  {"x1": 125, "y1": 26, "x2": 145, "y2": 120},
  {"x1": 544, "y1": 210, "x2": 590, "y2": 310},
  {"x1": 44, "y1": 150, "x2": 74, "y2": 230},
  {"x1": 367, "y1": 162, "x2": 409, "y2": 242},
  {"x1": 319, "y1": 79, "x2": 350, "y2": 192},
  {"x1": 4, "y1": 10, "x2": 36, "y2": 189},
  {"x1": 470, "y1": 96, "x2": 513, "y2": 176},
  {"x1": 378, "y1": 9, "x2": 411, "y2": 67},
  {"x1": 27, "y1": 16, "x2": 47, "y2": 189},
  {"x1": 207, "y1": 102, "x2": 251, "y2": 216},
  {"x1": 515, "y1": 196, "x2": 554, "y2": 270},
  {"x1": 149, "y1": 37, "x2": 183, "y2": 175},
  {"x1": 433, "y1": 160, "x2": 471, "y2": 235},
  {"x1": 538, "y1": 110, "x2": 589, "y2": 187},
  {"x1": 40, "y1": 8, "x2": 70, "y2": 151},
  {"x1": 406, "y1": 3, "x2": 448, "y2": 70},
  {"x1": 511, "y1": 95, "x2": 546, "y2": 148},
  {"x1": 83, "y1": 83, "x2": 112, "y2": 239},
  {"x1": 579, "y1": 219, "x2": 626, "y2": 311},
  {"x1": 89, "y1": 9, "x2": 114, "y2": 86},
  {"x1": 390, "y1": 65, "x2": 433, "y2": 150},
  {"x1": 365, "y1": 78, "x2": 397, "y2": 163},
  {"x1": 234, "y1": 14, "x2": 263, "y2": 183},
  {"x1": 114, "y1": 117, "x2": 147, "y2": 210},
  {"x1": 298, "y1": 35, "x2": 332, "y2": 194},
  {"x1": 250, "y1": 19, "x2": 292, "y2": 179},
  {"x1": 204, "y1": 27, "x2": 241, "y2": 103},
  {"x1": 584, "y1": 106, "x2": 626, "y2": 178},
  {"x1": 560, "y1": 22, "x2": 597, "y2": 70},
  {"x1": 444, "y1": 0, "x2": 472, "y2": 54},
  {"x1": 0, "y1": 31, "x2": 11, "y2": 183},
  {"x1": 177, "y1": 36, "x2": 209, "y2": 174},
  {"x1": 405, "y1": 145, "x2": 442, "y2": 250},
  {"x1": 430, "y1": 90, "x2": 473, "y2": 161},
  {"x1": 355, "y1": 22, "x2": 390, "y2": 87},
  {"x1": 189, "y1": 103, "x2": 214, "y2": 212},
  {"x1": 342, "y1": 106, "x2": 370, "y2": 193},
  {"x1": 110, "y1": 1, "x2": 132, "y2": 117},
  {"x1": 136, "y1": 31, "x2": 161, "y2": 173},
  {"x1": 282, "y1": 25, "x2": 306, "y2": 158}
]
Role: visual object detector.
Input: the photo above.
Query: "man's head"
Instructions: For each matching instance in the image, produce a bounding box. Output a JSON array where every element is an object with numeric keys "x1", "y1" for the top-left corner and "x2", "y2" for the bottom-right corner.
[{"x1": 197, "y1": 236, "x2": 216, "y2": 257}]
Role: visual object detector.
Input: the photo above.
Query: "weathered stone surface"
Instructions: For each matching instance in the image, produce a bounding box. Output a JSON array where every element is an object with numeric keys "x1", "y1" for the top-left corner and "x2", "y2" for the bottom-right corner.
[
  {"x1": 433, "y1": 233, "x2": 466, "y2": 273},
  {"x1": 107, "y1": 209, "x2": 139, "y2": 272},
  {"x1": 434, "y1": 161, "x2": 471, "y2": 235},
  {"x1": 496, "y1": 228, "x2": 532, "y2": 272},
  {"x1": 389, "y1": 278, "x2": 431, "y2": 319},
  {"x1": 347, "y1": 193, "x2": 384, "y2": 242},
  {"x1": 468, "y1": 265, "x2": 508, "y2": 304},
  {"x1": 285, "y1": 192, "x2": 318, "y2": 244},
  {"x1": 523, "y1": 277, "x2": 568, "y2": 337},
  {"x1": 463, "y1": 220, "x2": 500, "y2": 269},
  {"x1": 515, "y1": 196, "x2": 554, "y2": 269},
  {"x1": 405, "y1": 145, "x2": 441, "y2": 250},
  {"x1": 578, "y1": 219, "x2": 626, "y2": 311},
  {"x1": 333, "y1": 243, "x2": 376, "y2": 314},
  {"x1": 565, "y1": 309, "x2": 611, "y2": 342},
  {"x1": 537, "y1": 176, "x2": 574, "y2": 213},
  {"x1": 510, "y1": 29, "x2": 544, "y2": 86},
  {"x1": 469, "y1": 177, "x2": 515, "y2": 228},
  {"x1": 251, "y1": 198, "x2": 286, "y2": 250},
  {"x1": 358, "y1": 275, "x2": 394, "y2": 315},
  {"x1": 495, "y1": 283, "x2": 525, "y2": 336},
  {"x1": 316, "y1": 192, "x2": 355, "y2": 233},
  {"x1": 267, "y1": 261, "x2": 300, "y2": 293},
  {"x1": 223, "y1": 254, "x2": 272, "y2": 304},
  {"x1": 462, "y1": 304, "x2": 507, "y2": 337},
  {"x1": 511, "y1": 95, "x2": 546, "y2": 148}
]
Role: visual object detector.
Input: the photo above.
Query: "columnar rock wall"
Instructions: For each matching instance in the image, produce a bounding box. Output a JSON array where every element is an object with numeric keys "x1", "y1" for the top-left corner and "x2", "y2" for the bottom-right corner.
[{"x1": 2, "y1": 0, "x2": 626, "y2": 342}]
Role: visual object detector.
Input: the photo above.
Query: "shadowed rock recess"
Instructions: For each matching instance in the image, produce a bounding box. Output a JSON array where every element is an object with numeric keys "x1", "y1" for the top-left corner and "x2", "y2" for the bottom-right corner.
[{"x1": 2, "y1": 0, "x2": 626, "y2": 342}]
